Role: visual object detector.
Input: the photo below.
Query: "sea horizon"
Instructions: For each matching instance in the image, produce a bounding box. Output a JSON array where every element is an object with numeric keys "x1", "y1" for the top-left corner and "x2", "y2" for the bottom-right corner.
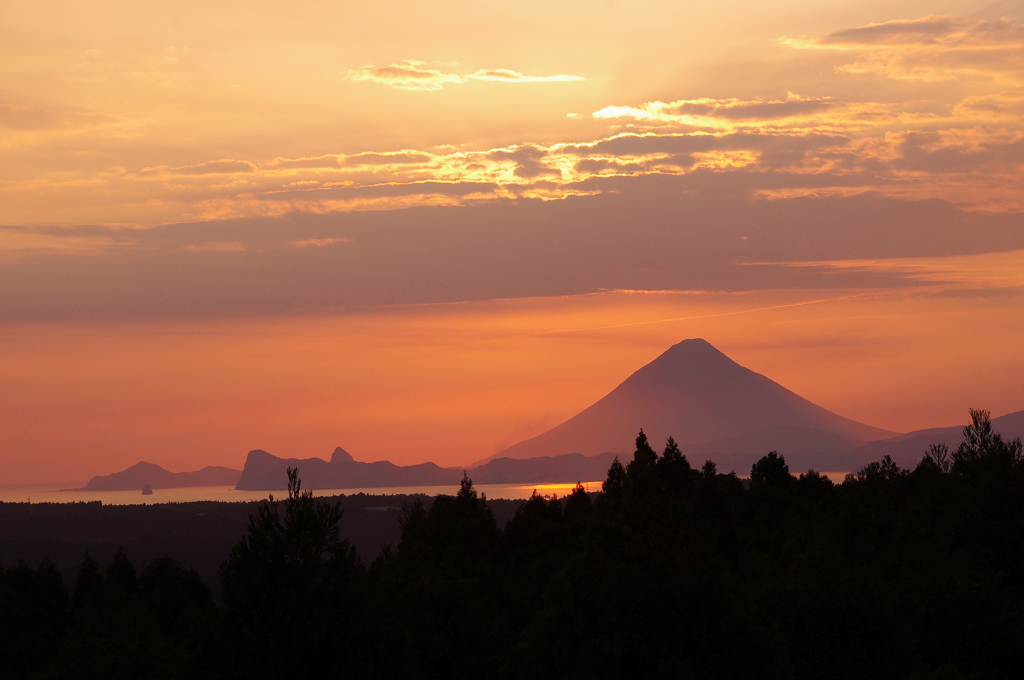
[{"x1": 0, "y1": 472, "x2": 856, "y2": 505}]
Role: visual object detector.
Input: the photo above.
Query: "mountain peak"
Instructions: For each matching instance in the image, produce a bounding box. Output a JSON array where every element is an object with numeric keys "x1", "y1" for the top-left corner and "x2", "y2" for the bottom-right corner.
[
  {"x1": 126, "y1": 460, "x2": 167, "y2": 472},
  {"x1": 670, "y1": 337, "x2": 715, "y2": 350},
  {"x1": 657, "y1": 338, "x2": 734, "y2": 365},
  {"x1": 624, "y1": 338, "x2": 743, "y2": 391},
  {"x1": 331, "y1": 447, "x2": 355, "y2": 463},
  {"x1": 495, "y1": 338, "x2": 897, "y2": 465}
]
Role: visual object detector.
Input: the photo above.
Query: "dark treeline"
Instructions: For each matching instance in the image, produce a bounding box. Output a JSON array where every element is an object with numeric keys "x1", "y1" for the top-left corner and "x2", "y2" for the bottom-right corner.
[
  {"x1": 3, "y1": 409, "x2": 1023, "y2": 679},
  {"x1": 0, "y1": 493, "x2": 525, "y2": 587}
]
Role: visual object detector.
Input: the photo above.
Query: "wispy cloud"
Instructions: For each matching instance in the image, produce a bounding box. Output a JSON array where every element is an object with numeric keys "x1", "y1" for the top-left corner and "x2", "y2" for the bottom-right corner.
[
  {"x1": 347, "y1": 61, "x2": 466, "y2": 91},
  {"x1": 0, "y1": 103, "x2": 131, "y2": 147},
  {"x1": 464, "y1": 69, "x2": 584, "y2": 83},
  {"x1": 151, "y1": 159, "x2": 258, "y2": 176},
  {"x1": 784, "y1": 15, "x2": 1024, "y2": 83},
  {"x1": 347, "y1": 60, "x2": 584, "y2": 90},
  {"x1": 801, "y1": 14, "x2": 1023, "y2": 48},
  {"x1": 592, "y1": 94, "x2": 891, "y2": 129},
  {"x1": 0, "y1": 103, "x2": 118, "y2": 131}
]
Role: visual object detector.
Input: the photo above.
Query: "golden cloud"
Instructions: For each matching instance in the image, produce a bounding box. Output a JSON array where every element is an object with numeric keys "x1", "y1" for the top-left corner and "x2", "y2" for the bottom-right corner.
[
  {"x1": 785, "y1": 15, "x2": 1024, "y2": 84},
  {"x1": 592, "y1": 95, "x2": 895, "y2": 130},
  {"x1": 347, "y1": 61, "x2": 584, "y2": 90},
  {"x1": 807, "y1": 15, "x2": 1024, "y2": 49},
  {"x1": 953, "y1": 90, "x2": 1024, "y2": 119},
  {"x1": 6, "y1": 103, "x2": 1022, "y2": 225},
  {"x1": 347, "y1": 61, "x2": 466, "y2": 91},
  {"x1": 4, "y1": 16, "x2": 1024, "y2": 226},
  {"x1": 465, "y1": 69, "x2": 584, "y2": 83},
  {"x1": 169, "y1": 160, "x2": 258, "y2": 176}
]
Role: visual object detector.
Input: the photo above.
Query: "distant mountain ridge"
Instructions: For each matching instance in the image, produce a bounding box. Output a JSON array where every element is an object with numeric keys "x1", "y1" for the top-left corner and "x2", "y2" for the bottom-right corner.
[
  {"x1": 80, "y1": 448, "x2": 620, "y2": 494},
  {"x1": 234, "y1": 447, "x2": 461, "y2": 490},
  {"x1": 80, "y1": 461, "x2": 241, "y2": 491},
  {"x1": 233, "y1": 447, "x2": 618, "y2": 490},
  {"x1": 82, "y1": 339, "x2": 1024, "y2": 491},
  {"x1": 88, "y1": 409, "x2": 1024, "y2": 494}
]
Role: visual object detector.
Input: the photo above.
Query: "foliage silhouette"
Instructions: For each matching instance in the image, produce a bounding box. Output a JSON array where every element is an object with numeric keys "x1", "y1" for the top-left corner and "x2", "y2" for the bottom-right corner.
[
  {"x1": 750, "y1": 451, "x2": 793, "y2": 490},
  {"x1": 220, "y1": 467, "x2": 366, "y2": 680},
  {"x1": 72, "y1": 552, "x2": 102, "y2": 609},
  {"x1": 105, "y1": 546, "x2": 137, "y2": 594},
  {"x1": 952, "y1": 408, "x2": 1023, "y2": 473},
  {"x1": 0, "y1": 558, "x2": 69, "y2": 678},
  {"x1": 920, "y1": 442, "x2": 952, "y2": 474},
  {"x1": 6, "y1": 412, "x2": 1024, "y2": 679}
]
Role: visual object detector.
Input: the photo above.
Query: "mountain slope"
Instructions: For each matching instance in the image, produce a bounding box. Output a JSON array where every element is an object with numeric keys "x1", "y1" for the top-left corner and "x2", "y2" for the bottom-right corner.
[{"x1": 496, "y1": 338, "x2": 897, "y2": 463}]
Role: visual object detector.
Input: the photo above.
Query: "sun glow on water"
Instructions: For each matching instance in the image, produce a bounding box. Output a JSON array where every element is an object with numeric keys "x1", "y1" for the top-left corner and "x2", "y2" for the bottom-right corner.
[{"x1": 0, "y1": 481, "x2": 607, "y2": 505}]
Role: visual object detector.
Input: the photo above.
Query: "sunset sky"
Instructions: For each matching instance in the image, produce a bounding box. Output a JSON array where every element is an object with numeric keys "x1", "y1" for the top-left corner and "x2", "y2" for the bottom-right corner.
[{"x1": 3, "y1": 0, "x2": 1024, "y2": 485}]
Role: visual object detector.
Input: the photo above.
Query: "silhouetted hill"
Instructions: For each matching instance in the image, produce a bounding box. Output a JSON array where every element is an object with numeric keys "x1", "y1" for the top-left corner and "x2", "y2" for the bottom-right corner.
[
  {"x1": 81, "y1": 461, "x2": 241, "y2": 491},
  {"x1": 494, "y1": 338, "x2": 897, "y2": 468},
  {"x1": 843, "y1": 409, "x2": 1024, "y2": 470},
  {"x1": 235, "y1": 447, "x2": 616, "y2": 490},
  {"x1": 234, "y1": 447, "x2": 463, "y2": 490}
]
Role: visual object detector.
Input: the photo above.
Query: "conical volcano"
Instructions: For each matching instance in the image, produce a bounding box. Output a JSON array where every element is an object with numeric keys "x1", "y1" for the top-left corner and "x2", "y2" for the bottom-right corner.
[{"x1": 496, "y1": 339, "x2": 897, "y2": 467}]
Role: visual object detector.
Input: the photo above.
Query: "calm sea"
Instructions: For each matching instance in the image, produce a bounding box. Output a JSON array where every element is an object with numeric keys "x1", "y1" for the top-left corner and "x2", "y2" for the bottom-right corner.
[
  {"x1": 0, "y1": 473, "x2": 852, "y2": 505},
  {"x1": 0, "y1": 480, "x2": 606, "y2": 506}
]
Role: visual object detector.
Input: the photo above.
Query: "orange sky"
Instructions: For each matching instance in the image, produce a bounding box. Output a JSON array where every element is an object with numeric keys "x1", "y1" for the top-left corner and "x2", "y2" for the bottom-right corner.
[{"x1": 2, "y1": 1, "x2": 1024, "y2": 484}]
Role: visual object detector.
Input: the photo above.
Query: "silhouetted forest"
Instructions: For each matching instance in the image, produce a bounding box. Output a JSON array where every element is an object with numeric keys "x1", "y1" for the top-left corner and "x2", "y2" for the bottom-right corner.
[
  {"x1": 0, "y1": 493, "x2": 525, "y2": 587},
  {"x1": 3, "y1": 409, "x2": 1023, "y2": 679}
]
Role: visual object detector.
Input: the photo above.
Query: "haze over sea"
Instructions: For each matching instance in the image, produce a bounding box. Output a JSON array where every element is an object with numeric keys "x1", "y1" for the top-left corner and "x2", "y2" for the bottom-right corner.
[
  {"x1": 0, "y1": 473, "x2": 854, "y2": 505},
  {"x1": 0, "y1": 481, "x2": 611, "y2": 505}
]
